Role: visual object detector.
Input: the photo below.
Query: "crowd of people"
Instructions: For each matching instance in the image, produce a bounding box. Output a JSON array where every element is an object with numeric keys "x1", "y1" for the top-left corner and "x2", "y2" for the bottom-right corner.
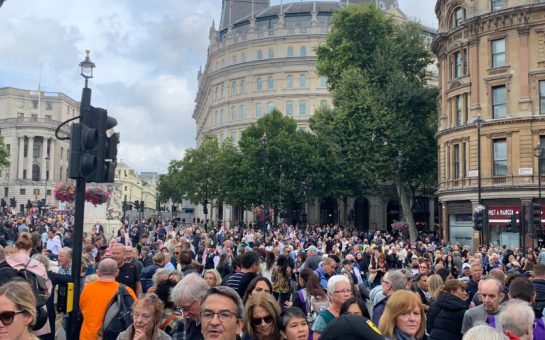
[{"x1": 0, "y1": 214, "x2": 544, "y2": 340}]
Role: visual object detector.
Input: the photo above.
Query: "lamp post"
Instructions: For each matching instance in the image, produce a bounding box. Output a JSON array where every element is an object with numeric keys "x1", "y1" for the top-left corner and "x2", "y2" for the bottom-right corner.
[
  {"x1": 43, "y1": 155, "x2": 50, "y2": 214},
  {"x1": 535, "y1": 143, "x2": 545, "y2": 204},
  {"x1": 474, "y1": 116, "x2": 485, "y2": 245},
  {"x1": 261, "y1": 132, "x2": 269, "y2": 243},
  {"x1": 69, "y1": 50, "x2": 95, "y2": 337}
]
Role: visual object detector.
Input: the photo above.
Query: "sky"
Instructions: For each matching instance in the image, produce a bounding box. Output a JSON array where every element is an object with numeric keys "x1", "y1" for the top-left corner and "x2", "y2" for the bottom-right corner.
[{"x1": 0, "y1": 0, "x2": 437, "y2": 174}]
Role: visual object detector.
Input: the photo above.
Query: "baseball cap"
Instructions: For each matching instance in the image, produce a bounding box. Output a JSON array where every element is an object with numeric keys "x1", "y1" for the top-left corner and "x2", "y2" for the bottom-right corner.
[{"x1": 462, "y1": 263, "x2": 471, "y2": 269}]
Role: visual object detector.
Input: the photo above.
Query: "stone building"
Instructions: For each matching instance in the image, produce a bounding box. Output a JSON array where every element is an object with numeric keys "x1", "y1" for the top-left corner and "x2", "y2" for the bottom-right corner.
[
  {"x1": 0, "y1": 87, "x2": 77, "y2": 212},
  {"x1": 433, "y1": 0, "x2": 545, "y2": 249},
  {"x1": 193, "y1": 0, "x2": 437, "y2": 229},
  {"x1": 114, "y1": 162, "x2": 157, "y2": 217}
]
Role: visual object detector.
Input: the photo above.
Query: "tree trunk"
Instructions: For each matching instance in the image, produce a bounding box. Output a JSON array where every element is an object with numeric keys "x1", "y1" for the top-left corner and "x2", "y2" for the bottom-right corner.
[
  {"x1": 394, "y1": 174, "x2": 417, "y2": 242},
  {"x1": 342, "y1": 196, "x2": 349, "y2": 227}
]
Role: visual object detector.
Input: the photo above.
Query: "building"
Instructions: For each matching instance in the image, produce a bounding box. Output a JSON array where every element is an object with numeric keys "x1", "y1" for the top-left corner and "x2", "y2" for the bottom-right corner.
[
  {"x1": 114, "y1": 162, "x2": 157, "y2": 217},
  {"x1": 433, "y1": 0, "x2": 545, "y2": 249},
  {"x1": 193, "y1": 0, "x2": 437, "y2": 229},
  {"x1": 0, "y1": 87, "x2": 77, "y2": 212}
]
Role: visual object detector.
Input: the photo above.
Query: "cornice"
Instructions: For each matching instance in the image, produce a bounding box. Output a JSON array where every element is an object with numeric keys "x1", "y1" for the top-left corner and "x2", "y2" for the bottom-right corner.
[{"x1": 436, "y1": 115, "x2": 545, "y2": 139}]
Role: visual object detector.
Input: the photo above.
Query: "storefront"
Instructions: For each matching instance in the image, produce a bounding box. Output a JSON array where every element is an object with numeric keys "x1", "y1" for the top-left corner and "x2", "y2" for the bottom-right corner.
[
  {"x1": 449, "y1": 213, "x2": 473, "y2": 250},
  {"x1": 487, "y1": 205, "x2": 521, "y2": 248}
]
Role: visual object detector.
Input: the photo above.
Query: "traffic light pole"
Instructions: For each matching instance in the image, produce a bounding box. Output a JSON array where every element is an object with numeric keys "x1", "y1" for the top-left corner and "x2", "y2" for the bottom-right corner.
[{"x1": 68, "y1": 177, "x2": 85, "y2": 336}]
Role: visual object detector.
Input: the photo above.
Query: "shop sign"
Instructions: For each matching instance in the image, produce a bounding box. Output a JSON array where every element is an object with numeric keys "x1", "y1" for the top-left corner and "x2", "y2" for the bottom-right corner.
[{"x1": 487, "y1": 206, "x2": 520, "y2": 224}]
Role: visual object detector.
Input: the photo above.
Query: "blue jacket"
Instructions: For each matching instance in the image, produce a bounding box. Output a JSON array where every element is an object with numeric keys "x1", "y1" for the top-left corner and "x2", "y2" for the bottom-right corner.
[
  {"x1": 372, "y1": 295, "x2": 389, "y2": 326},
  {"x1": 315, "y1": 267, "x2": 328, "y2": 291}
]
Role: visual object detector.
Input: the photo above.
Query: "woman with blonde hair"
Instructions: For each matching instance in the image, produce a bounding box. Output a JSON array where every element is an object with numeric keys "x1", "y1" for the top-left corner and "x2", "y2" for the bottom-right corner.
[
  {"x1": 203, "y1": 269, "x2": 222, "y2": 288},
  {"x1": 242, "y1": 292, "x2": 282, "y2": 340},
  {"x1": 427, "y1": 274, "x2": 444, "y2": 304},
  {"x1": 116, "y1": 293, "x2": 170, "y2": 339},
  {"x1": 0, "y1": 280, "x2": 38, "y2": 340},
  {"x1": 379, "y1": 290, "x2": 426, "y2": 340}
]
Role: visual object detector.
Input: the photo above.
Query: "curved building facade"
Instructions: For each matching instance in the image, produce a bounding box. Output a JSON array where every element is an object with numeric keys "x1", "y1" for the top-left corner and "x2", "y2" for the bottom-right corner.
[
  {"x1": 194, "y1": 0, "x2": 437, "y2": 229},
  {"x1": 433, "y1": 0, "x2": 545, "y2": 249}
]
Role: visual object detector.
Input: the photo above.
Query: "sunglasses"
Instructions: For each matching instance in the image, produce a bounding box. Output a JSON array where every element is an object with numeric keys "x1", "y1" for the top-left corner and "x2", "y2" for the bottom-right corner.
[
  {"x1": 0, "y1": 310, "x2": 25, "y2": 326},
  {"x1": 251, "y1": 315, "x2": 273, "y2": 326}
]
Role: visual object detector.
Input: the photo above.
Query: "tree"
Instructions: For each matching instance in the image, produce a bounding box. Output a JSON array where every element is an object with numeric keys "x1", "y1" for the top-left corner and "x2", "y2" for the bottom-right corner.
[
  {"x1": 0, "y1": 136, "x2": 9, "y2": 175},
  {"x1": 315, "y1": 4, "x2": 438, "y2": 241}
]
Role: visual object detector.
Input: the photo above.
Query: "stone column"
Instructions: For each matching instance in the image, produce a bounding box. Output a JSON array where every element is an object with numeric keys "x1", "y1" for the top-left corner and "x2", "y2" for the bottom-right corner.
[
  {"x1": 27, "y1": 136, "x2": 34, "y2": 180},
  {"x1": 41, "y1": 138, "x2": 47, "y2": 180},
  {"x1": 17, "y1": 137, "x2": 24, "y2": 179},
  {"x1": 49, "y1": 139, "x2": 55, "y2": 182}
]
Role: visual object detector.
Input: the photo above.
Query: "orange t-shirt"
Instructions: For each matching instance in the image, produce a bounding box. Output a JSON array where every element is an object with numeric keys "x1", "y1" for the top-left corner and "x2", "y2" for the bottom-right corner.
[{"x1": 79, "y1": 280, "x2": 137, "y2": 340}]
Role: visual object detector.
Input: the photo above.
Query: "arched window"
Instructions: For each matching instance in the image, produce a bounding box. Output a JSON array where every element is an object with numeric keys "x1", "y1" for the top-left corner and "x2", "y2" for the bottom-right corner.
[
  {"x1": 231, "y1": 81, "x2": 237, "y2": 96},
  {"x1": 452, "y1": 7, "x2": 465, "y2": 27},
  {"x1": 287, "y1": 46, "x2": 294, "y2": 57},
  {"x1": 241, "y1": 80, "x2": 247, "y2": 94},
  {"x1": 231, "y1": 106, "x2": 238, "y2": 121},
  {"x1": 256, "y1": 77, "x2": 263, "y2": 91},
  {"x1": 257, "y1": 49, "x2": 263, "y2": 60},
  {"x1": 300, "y1": 46, "x2": 307, "y2": 57}
]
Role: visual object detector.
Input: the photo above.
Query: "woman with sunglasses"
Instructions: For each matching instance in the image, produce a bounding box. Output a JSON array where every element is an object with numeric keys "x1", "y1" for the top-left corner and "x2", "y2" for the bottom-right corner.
[
  {"x1": 116, "y1": 293, "x2": 171, "y2": 340},
  {"x1": 242, "y1": 292, "x2": 282, "y2": 340},
  {"x1": 0, "y1": 280, "x2": 37, "y2": 340}
]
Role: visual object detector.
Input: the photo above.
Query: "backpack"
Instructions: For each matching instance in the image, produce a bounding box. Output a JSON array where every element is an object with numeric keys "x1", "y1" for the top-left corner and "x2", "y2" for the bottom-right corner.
[
  {"x1": 298, "y1": 289, "x2": 330, "y2": 326},
  {"x1": 99, "y1": 284, "x2": 134, "y2": 340},
  {"x1": 0, "y1": 259, "x2": 50, "y2": 330}
]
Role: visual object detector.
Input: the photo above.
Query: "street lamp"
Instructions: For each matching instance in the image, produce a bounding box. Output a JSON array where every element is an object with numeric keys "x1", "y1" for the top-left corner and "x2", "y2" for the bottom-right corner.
[
  {"x1": 261, "y1": 132, "x2": 269, "y2": 243},
  {"x1": 473, "y1": 116, "x2": 486, "y2": 246},
  {"x1": 534, "y1": 143, "x2": 545, "y2": 203},
  {"x1": 79, "y1": 50, "x2": 95, "y2": 88},
  {"x1": 43, "y1": 155, "x2": 50, "y2": 213}
]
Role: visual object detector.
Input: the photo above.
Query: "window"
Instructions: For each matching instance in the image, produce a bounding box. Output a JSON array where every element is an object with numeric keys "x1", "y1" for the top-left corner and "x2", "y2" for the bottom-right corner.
[
  {"x1": 32, "y1": 100, "x2": 38, "y2": 109},
  {"x1": 540, "y1": 80, "x2": 545, "y2": 115},
  {"x1": 455, "y1": 95, "x2": 463, "y2": 126},
  {"x1": 268, "y1": 102, "x2": 274, "y2": 113},
  {"x1": 240, "y1": 105, "x2": 247, "y2": 120},
  {"x1": 20, "y1": 188, "x2": 26, "y2": 195},
  {"x1": 231, "y1": 106, "x2": 237, "y2": 121},
  {"x1": 268, "y1": 76, "x2": 274, "y2": 90},
  {"x1": 493, "y1": 139, "x2": 507, "y2": 176},
  {"x1": 492, "y1": 85, "x2": 507, "y2": 118},
  {"x1": 221, "y1": 83, "x2": 225, "y2": 98},
  {"x1": 256, "y1": 103, "x2": 263, "y2": 118},
  {"x1": 300, "y1": 46, "x2": 307, "y2": 57},
  {"x1": 230, "y1": 131, "x2": 237, "y2": 144},
  {"x1": 453, "y1": 7, "x2": 464, "y2": 27},
  {"x1": 3, "y1": 187, "x2": 7, "y2": 197},
  {"x1": 256, "y1": 77, "x2": 263, "y2": 91},
  {"x1": 454, "y1": 52, "x2": 463, "y2": 78},
  {"x1": 491, "y1": 39, "x2": 505, "y2": 68},
  {"x1": 231, "y1": 81, "x2": 237, "y2": 96},
  {"x1": 232, "y1": 55, "x2": 237, "y2": 64},
  {"x1": 299, "y1": 74, "x2": 307, "y2": 88},
  {"x1": 286, "y1": 101, "x2": 293, "y2": 116},
  {"x1": 287, "y1": 46, "x2": 294, "y2": 57},
  {"x1": 319, "y1": 100, "x2": 328, "y2": 109},
  {"x1": 491, "y1": 0, "x2": 505, "y2": 11},
  {"x1": 453, "y1": 144, "x2": 460, "y2": 179},
  {"x1": 257, "y1": 49, "x2": 263, "y2": 60},
  {"x1": 241, "y1": 80, "x2": 247, "y2": 94},
  {"x1": 287, "y1": 75, "x2": 293, "y2": 89},
  {"x1": 220, "y1": 109, "x2": 225, "y2": 123},
  {"x1": 6, "y1": 144, "x2": 9, "y2": 155},
  {"x1": 268, "y1": 48, "x2": 274, "y2": 59},
  {"x1": 241, "y1": 52, "x2": 247, "y2": 62},
  {"x1": 299, "y1": 101, "x2": 307, "y2": 115},
  {"x1": 320, "y1": 76, "x2": 327, "y2": 88}
]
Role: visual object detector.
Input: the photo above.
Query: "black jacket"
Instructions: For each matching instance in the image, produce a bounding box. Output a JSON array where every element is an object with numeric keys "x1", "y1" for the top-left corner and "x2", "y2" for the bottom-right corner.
[
  {"x1": 427, "y1": 292, "x2": 468, "y2": 340},
  {"x1": 534, "y1": 279, "x2": 545, "y2": 317}
]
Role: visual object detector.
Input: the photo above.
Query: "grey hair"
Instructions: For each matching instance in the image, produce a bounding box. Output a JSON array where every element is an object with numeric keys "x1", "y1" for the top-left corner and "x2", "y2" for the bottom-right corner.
[
  {"x1": 278, "y1": 307, "x2": 306, "y2": 332},
  {"x1": 499, "y1": 299, "x2": 534, "y2": 337},
  {"x1": 60, "y1": 247, "x2": 72, "y2": 258},
  {"x1": 97, "y1": 258, "x2": 118, "y2": 276},
  {"x1": 31, "y1": 253, "x2": 50, "y2": 271},
  {"x1": 152, "y1": 268, "x2": 172, "y2": 287},
  {"x1": 171, "y1": 273, "x2": 208, "y2": 305},
  {"x1": 201, "y1": 286, "x2": 244, "y2": 319},
  {"x1": 384, "y1": 270, "x2": 407, "y2": 291},
  {"x1": 462, "y1": 324, "x2": 508, "y2": 340},
  {"x1": 327, "y1": 275, "x2": 350, "y2": 294}
]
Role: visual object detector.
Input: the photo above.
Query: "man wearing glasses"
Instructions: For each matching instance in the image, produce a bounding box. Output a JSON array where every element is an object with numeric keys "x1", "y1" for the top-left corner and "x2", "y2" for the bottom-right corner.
[
  {"x1": 371, "y1": 270, "x2": 407, "y2": 325},
  {"x1": 200, "y1": 286, "x2": 243, "y2": 340},
  {"x1": 171, "y1": 273, "x2": 209, "y2": 340}
]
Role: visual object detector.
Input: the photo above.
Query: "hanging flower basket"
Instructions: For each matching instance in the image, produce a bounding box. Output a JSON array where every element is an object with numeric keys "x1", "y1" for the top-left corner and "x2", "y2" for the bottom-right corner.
[
  {"x1": 53, "y1": 182, "x2": 110, "y2": 206},
  {"x1": 85, "y1": 187, "x2": 111, "y2": 206},
  {"x1": 391, "y1": 221, "x2": 409, "y2": 232},
  {"x1": 54, "y1": 182, "x2": 76, "y2": 202}
]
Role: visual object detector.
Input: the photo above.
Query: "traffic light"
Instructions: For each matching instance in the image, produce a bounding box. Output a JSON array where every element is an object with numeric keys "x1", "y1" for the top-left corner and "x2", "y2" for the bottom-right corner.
[
  {"x1": 507, "y1": 213, "x2": 517, "y2": 232},
  {"x1": 134, "y1": 200, "x2": 140, "y2": 211},
  {"x1": 140, "y1": 201, "x2": 144, "y2": 212},
  {"x1": 203, "y1": 200, "x2": 208, "y2": 215},
  {"x1": 68, "y1": 104, "x2": 118, "y2": 183},
  {"x1": 10, "y1": 197, "x2": 16, "y2": 208},
  {"x1": 532, "y1": 203, "x2": 542, "y2": 226},
  {"x1": 473, "y1": 205, "x2": 486, "y2": 231},
  {"x1": 264, "y1": 209, "x2": 270, "y2": 222}
]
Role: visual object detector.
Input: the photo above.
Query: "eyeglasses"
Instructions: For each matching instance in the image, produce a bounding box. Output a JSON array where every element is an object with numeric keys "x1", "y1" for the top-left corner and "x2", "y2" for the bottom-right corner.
[
  {"x1": 201, "y1": 310, "x2": 237, "y2": 322},
  {"x1": 251, "y1": 315, "x2": 274, "y2": 326},
  {"x1": 133, "y1": 312, "x2": 153, "y2": 322},
  {"x1": 333, "y1": 289, "x2": 352, "y2": 295},
  {"x1": 180, "y1": 300, "x2": 196, "y2": 312},
  {"x1": 381, "y1": 280, "x2": 391, "y2": 285},
  {"x1": 0, "y1": 310, "x2": 25, "y2": 326}
]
